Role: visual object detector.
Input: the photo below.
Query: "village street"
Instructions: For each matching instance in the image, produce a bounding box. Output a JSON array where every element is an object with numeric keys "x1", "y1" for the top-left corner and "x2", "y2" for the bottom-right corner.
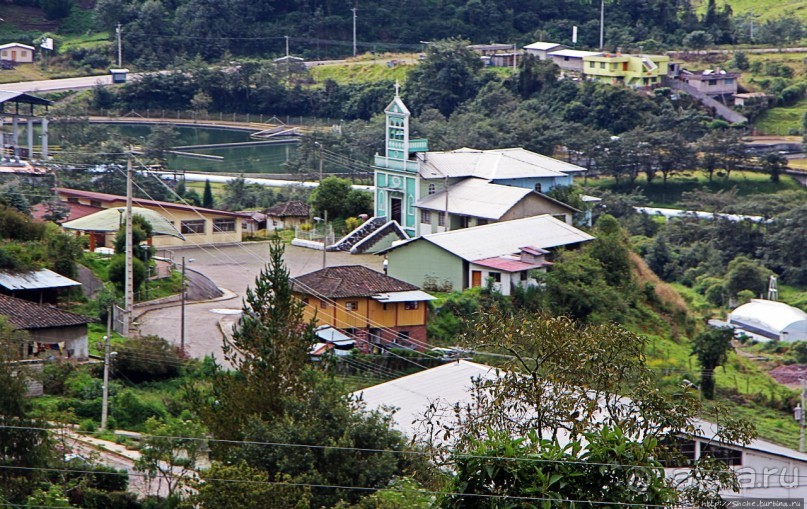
[{"x1": 136, "y1": 242, "x2": 383, "y2": 361}]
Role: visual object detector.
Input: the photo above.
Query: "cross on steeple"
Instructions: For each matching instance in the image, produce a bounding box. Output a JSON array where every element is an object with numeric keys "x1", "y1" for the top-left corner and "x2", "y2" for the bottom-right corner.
[{"x1": 394, "y1": 80, "x2": 400, "y2": 97}]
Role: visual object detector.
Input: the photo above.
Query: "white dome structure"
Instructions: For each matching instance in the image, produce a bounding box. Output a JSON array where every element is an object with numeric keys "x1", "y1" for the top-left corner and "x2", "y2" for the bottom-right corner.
[{"x1": 728, "y1": 299, "x2": 807, "y2": 342}]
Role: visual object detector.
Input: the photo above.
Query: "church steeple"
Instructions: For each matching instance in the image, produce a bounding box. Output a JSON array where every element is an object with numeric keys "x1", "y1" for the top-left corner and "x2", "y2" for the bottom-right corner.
[{"x1": 384, "y1": 81, "x2": 411, "y2": 161}]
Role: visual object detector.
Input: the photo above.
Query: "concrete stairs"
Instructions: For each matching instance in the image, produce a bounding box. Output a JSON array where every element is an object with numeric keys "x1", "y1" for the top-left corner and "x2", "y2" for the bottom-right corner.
[{"x1": 329, "y1": 216, "x2": 408, "y2": 254}]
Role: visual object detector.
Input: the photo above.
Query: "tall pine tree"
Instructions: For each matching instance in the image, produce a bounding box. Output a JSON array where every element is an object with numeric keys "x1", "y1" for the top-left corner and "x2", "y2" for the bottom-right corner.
[{"x1": 202, "y1": 179, "x2": 214, "y2": 208}]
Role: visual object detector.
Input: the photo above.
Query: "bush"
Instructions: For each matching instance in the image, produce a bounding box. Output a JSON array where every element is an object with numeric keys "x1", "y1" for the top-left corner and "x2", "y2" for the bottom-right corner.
[
  {"x1": 112, "y1": 389, "x2": 166, "y2": 429},
  {"x1": 107, "y1": 255, "x2": 147, "y2": 294},
  {"x1": 114, "y1": 335, "x2": 182, "y2": 383},
  {"x1": 792, "y1": 342, "x2": 807, "y2": 364},
  {"x1": 42, "y1": 361, "x2": 76, "y2": 395}
]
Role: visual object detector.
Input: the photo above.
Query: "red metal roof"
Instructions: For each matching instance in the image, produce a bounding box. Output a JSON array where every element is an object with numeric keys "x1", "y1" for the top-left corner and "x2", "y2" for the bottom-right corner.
[
  {"x1": 55, "y1": 188, "x2": 243, "y2": 217},
  {"x1": 472, "y1": 257, "x2": 549, "y2": 272},
  {"x1": 31, "y1": 202, "x2": 104, "y2": 222}
]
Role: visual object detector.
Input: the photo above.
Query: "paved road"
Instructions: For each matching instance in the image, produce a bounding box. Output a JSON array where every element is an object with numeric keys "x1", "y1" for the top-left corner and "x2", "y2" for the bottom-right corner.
[
  {"x1": 137, "y1": 242, "x2": 383, "y2": 361},
  {"x1": 1, "y1": 74, "x2": 116, "y2": 93}
]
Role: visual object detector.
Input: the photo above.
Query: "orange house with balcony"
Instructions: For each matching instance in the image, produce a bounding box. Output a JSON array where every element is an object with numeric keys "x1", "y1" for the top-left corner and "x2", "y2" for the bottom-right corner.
[{"x1": 292, "y1": 265, "x2": 435, "y2": 352}]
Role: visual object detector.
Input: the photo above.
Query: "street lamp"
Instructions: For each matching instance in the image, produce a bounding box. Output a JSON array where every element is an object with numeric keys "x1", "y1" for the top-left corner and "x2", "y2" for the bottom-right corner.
[{"x1": 180, "y1": 257, "x2": 194, "y2": 353}]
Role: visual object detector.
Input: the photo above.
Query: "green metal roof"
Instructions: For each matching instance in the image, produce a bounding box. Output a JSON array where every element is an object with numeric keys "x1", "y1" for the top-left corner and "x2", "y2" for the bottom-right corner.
[{"x1": 61, "y1": 207, "x2": 185, "y2": 239}]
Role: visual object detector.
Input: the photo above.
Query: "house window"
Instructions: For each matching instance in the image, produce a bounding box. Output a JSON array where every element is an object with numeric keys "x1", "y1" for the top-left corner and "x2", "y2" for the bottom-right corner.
[
  {"x1": 90, "y1": 200, "x2": 102, "y2": 207},
  {"x1": 213, "y1": 218, "x2": 236, "y2": 232},
  {"x1": 599, "y1": 62, "x2": 605, "y2": 69},
  {"x1": 477, "y1": 218, "x2": 488, "y2": 226},
  {"x1": 345, "y1": 301, "x2": 359, "y2": 311},
  {"x1": 534, "y1": 183, "x2": 542, "y2": 193},
  {"x1": 708, "y1": 80, "x2": 717, "y2": 86},
  {"x1": 700, "y1": 443, "x2": 742, "y2": 466},
  {"x1": 438, "y1": 212, "x2": 445, "y2": 227},
  {"x1": 181, "y1": 219, "x2": 206, "y2": 234},
  {"x1": 489, "y1": 272, "x2": 502, "y2": 283},
  {"x1": 404, "y1": 301, "x2": 419, "y2": 310},
  {"x1": 659, "y1": 438, "x2": 697, "y2": 467},
  {"x1": 589, "y1": 61, "x2": 595, "y2": 68},
  {"x1": 520, "y1": 271, "x2": 529, "y2": 281},
  {"x1": 421, "y1": 210, "x2": 431, "y2": 223},
  {"x1": 563, "y1": 56, "x2": 570, "y2": 61},
  {"x1": 460, "y1": 216, "x2": 471, "y2": 228},
  {"x1": 67, "y1": 197, "x2": 79, "y2": 203},
  {"x1": 428, "y1": 183, "x2": 436, "y2": 195},
  {"x1": 724, "y1": 78, "x2": 734, "y2": 85},
  {"x1": 303, "y1": 298, "x2": 310, "y2": 306},
  {"x1": 320, "y1": 299, "x2": 328, "y2": 309}
]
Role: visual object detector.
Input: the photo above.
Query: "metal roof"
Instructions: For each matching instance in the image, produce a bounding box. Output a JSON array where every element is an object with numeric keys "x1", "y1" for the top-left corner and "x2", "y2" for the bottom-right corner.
[
  {"x1": 352, "y1": 360, "x2": 498, "y2": 438},
  {"x1": 61, "y1": 207, "x2": 185, "y2": 239},
  {"x1": 0, "y1": 269, "x2": 80, "y2": 291},
  {"x1": 386, "y1": 215, "x2": 593, "y2": 261},
  {"x1": 548, "y1": 49, "x2": 604, "y2": 58},
  {"x1": 524, "y1": 42, "x2": 564, "y2": 51},
  {"x1": 0, "y1": 90, "x2": 53, "y2": 107},
  {"x1": 728, "y1": 299, "x2": 807, "y2": 340},
  {"x1": 371, "y1": 290, "x2": 437, "y2": 303},
  {"x1": 471, "y1": 256, "x2": 547, "y2": 272},
  {"x1": 0, "y1": 43, "x2": 35, "y2": 50},
  {"x1": 419, "y1": 147, "x2": 584, "y2": 181},
  {"x1": 354, "y1": 360, "x2": 807, "y2": 467},
  {"x1": 415, "y1": 178, "x2": 532, "y2": 220}
]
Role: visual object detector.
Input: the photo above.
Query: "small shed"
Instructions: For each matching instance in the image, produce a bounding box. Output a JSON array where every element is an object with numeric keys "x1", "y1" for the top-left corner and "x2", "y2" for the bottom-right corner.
[
  {"x1": 0, "y1": 268, "x2": 81, "y2": 305},
  {"x1": 0, "y1": 43, "x2": 35, "y2": 63},
  {"x1": 109, "y1": 68, "x2": 130, "y2": 83}
]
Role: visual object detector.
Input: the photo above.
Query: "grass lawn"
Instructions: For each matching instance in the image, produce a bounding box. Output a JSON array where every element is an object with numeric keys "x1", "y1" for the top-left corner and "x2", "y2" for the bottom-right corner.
[
  {"x1": 310, "y1": 59, "x2": 413, "y2": 85},
  {"x1": 695, "y1": 0, "x2": 807, "y2": 22},
  {"x1": 586, "y1": 170, "x2": 804, "y2": 207},
  {"x1": 754, "y1": 97, "x2": 807, "y2": 136}
]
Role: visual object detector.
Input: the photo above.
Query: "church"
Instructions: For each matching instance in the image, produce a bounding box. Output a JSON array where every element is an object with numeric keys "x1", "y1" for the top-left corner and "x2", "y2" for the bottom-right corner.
[
  {"x1": 332, "y1": 88, "x2": 588, "y2": 254},
  {"x1": 372, "y1": 88, "x2": 584, "y2": 239}
]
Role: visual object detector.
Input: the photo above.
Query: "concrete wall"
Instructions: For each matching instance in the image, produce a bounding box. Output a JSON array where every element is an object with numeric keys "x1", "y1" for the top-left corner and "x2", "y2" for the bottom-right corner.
[
  {"x1": 388, "y1": 241, "x2": 463, "y2": 292},
  {"x1": 28, "y1": 325, "x2": 88, "y2": 361},
  {"x1": 500, "y1": 194, "x2": 572, "y2": 224}
]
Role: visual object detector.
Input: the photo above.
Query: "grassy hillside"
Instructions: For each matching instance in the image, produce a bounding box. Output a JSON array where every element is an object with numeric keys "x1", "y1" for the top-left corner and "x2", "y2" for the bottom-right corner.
[{"x1": 696, "y1": 0, "x2": 807, "y2": 22}]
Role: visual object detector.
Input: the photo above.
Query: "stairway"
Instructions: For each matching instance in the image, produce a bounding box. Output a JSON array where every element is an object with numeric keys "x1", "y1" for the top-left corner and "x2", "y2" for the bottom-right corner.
[
  {"x1": 329, "y1": 216, "x2": 389, "y2": 252},
  {"x1": 662, "y1": 77, "x2": 748, "y2": 124}
]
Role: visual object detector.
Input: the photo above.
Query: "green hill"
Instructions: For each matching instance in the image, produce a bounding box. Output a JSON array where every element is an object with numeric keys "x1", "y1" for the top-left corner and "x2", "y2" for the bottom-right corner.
[{"x1": 697, "y1": 0, "x2": 807, "y2": 21}]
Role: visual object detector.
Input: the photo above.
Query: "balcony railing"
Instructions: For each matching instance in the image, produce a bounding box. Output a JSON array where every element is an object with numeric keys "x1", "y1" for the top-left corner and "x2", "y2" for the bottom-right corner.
[
  {"x1": 387, "y1": 138, "x2": 429, "y2": 152},
  {"x1": 374, "y1": 155, "x2": 419, "y2": 172}
]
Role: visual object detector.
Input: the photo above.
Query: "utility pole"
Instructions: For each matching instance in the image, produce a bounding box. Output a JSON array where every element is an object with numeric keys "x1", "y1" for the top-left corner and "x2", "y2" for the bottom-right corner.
[
  {"x1": 284, "y1": 35, "x2": 290, "y2": 85},
  {"x1": 123, "y1": 149, "x2": 134, "y2": 337},
  {"x1": 181, "y1": 256, "x2": 186, "y2": 353},
  {"x1": 800, "y1": 379, "x2": 806, "y2": 452},
  {"x1": 322, "y1": 210, "x2": 328, "y2": 268},
  {"x1": 599, "y1": 0, "x2": 605, "y2": 50},
  {"x1": 100, "y1": 308, "x2": 112, "y2": 430},
  {"x1": 352, "y1": 8, "x2": 358, "y2": 57},
  {"x1": 116, "y1": 23, "x2": 122, "y2": 68}
]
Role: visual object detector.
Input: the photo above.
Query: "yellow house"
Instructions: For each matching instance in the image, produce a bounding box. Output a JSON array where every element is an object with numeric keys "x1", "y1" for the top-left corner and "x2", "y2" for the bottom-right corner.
[
  {"x1": 292, "y1": 265, "x2": 435, "y2": 352},
  {"x1": 582, "y1": 53, "x2": 670, "y2": 88},
  {"x1": 54, "y1": 187, "x2": 243, "y2": 248}
]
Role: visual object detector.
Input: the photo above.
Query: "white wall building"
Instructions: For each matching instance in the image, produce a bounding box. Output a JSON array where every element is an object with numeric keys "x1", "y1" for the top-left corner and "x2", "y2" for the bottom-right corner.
[{"x1": 728, "y1": 299, "x2": 807, "y2": 342}]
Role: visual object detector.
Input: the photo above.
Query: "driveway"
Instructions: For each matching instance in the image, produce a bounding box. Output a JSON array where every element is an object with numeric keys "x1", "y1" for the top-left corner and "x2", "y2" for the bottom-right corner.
[{"x1": 136, "y1": 242, "x2": 383, "y2": 361}]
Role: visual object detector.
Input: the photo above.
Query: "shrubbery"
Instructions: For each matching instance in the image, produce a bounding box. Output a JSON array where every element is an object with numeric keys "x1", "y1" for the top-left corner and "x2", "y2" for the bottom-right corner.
[{"x1": 114, "y1": 335, "x2": 182, "y2": 383}]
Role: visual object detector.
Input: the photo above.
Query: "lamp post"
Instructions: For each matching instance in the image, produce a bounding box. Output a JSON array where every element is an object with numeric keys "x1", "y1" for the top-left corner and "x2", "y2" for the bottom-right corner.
[{"x1": 180, "y1": 257, "x2": 194, "y2": 353}]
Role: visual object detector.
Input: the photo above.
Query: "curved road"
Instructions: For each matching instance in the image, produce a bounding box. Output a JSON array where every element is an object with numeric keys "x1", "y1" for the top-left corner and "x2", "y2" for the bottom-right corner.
[{"x1": 136, "y1": 243, "x2": 383, "y2": 362}]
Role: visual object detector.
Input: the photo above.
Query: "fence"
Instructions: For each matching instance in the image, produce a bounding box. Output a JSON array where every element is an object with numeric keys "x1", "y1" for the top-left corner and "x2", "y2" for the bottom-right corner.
[{"x1": 84, "y1": 108, "x2": 339, "y2": 129}]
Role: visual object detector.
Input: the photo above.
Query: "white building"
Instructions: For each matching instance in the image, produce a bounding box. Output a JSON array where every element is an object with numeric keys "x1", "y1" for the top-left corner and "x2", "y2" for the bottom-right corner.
[
  {"x1": 728, "y1": 299, "x2": 807, "y2": 342},
  {"x1": 354, "y1": 360, "x2": 807, "y2": 499},
  {"x1": 524, "y1": 41, "x2": 565, "y2": 60},
  {"x1": 0, "y1": 43, "x2": 35, "y2": 63}
]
